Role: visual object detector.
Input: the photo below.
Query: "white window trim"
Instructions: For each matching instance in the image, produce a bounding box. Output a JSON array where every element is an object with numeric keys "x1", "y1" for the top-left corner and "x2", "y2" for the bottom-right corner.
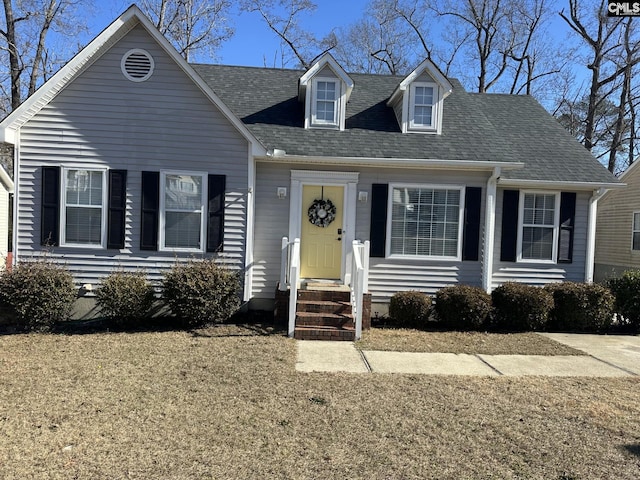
[
  {"x1": 60, "y1": 167, "x2": 108, "y2": 249},
  {"x1": 408, "y1": 82, "x2": 438, "y2": 132},
  {"x1": 310, "y1": 77, "x2": 340, "y2": 128},
  {"x1": 159, "y1": 170, "x2": 208, "y2": 253},
  {"x1": 385, "y1": 183, "x2": 465, "y2": 261},
  {"x1": 632, "y1": 211, "x2": 640, "y2": 251},
  {"x1": 516, "y1": 190, "x2": 560, "y2": 264}
]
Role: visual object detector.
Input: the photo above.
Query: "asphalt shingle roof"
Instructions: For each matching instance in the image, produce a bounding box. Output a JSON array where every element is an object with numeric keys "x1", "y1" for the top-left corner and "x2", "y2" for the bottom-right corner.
[{"x1": 192, "y1": 64, "x2": 618, "y2": 184}]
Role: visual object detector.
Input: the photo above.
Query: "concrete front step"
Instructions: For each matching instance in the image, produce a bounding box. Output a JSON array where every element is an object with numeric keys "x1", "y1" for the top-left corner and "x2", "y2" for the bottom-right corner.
[{"x1": 294, "y1": 325, "x2": 356, "y2": 341}]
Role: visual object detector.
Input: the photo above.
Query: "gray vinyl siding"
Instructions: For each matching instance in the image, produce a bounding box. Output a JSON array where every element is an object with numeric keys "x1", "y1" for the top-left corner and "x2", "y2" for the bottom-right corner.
[
  {"x1": 16, "y1": 25, "x2": 250, "y2": 287},
  {"x1": 491, "y1": 189, "x2": 589, "y2": 288},
  {"x1": 251, "y1": 162, "x2": 486, "y2": 302}
]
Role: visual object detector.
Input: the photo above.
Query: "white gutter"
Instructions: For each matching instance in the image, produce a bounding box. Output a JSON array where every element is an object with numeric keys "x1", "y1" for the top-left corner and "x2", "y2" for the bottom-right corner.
[
  {"x1": 498, "y1": 179, "x2": 623, "y2": 190},
  {"x1": 482, "y1": 167, "x2": 501, "y2": 293},
  {"x1": 585, "y1": 188, "x2": 608, "y2": 283},
  {"x1": 259, "y1": 152, "x2": 524, "y2": 171}
]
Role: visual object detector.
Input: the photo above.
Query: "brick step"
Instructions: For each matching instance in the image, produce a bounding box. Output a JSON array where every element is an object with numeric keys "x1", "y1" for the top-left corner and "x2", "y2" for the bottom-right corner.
[
  {"x1": 294, "y1": 325, "x2": 355, "y2": 341},
  {"x1": 295, "y1": 311, "x2": 354, "y2": 328},
  {"x1": 296, "y1": 299, "x2": 352, "y2": 315},
  {"x1": 297, "y1": 289, "x2": 351, "y2": 303}
]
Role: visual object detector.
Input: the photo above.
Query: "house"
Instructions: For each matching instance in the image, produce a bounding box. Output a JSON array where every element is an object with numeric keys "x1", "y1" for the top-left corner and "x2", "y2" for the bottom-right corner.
[
  {"x1": 0, "y1": 164, "x2": 13, "y2": 269},
  {"x1": 0, "y1": 5, "x2": 620, "y2": 338},
  {"x1": 594, "y1": 161, "x2": 639, "y2": 281}
]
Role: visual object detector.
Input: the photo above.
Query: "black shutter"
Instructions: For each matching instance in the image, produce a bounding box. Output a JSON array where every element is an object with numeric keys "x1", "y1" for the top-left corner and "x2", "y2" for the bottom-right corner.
[
  {"x1": 140, "y1": 171, "x2": 159, "y2": 251},
  {"x1": 207, "y1": 174, "x2": 225, "y2": 253},
  {"x1": 41, "y1": 166, "x2": 60, "y2": 246},
  {"x1": 462, "y1": 186, "x2": 482, "y2": 261},
  {"x1": 557, "y1": 192, "x2": 576, "y2": 263},
  {"x1": 370, "y1": 183, "x2": 389, "y2": 258},
  {"x1": 500, "y1": 189, "x2": 520, "y2": 262},
  {"x1": 107, "y1": 170, "x2": 127, "y2": 249}
]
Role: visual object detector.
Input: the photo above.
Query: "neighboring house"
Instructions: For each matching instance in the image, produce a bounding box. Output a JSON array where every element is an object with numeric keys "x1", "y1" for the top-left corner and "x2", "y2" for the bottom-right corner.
[
  {"x1": 594, "y1": 161, "x2": 639, "y2": 281},
  {"x1": 0, "y1": 6, "x2": 620, "y2": 328},
  {"x1": 0, "y1": 165, "x2": 13, "y2": 269}
]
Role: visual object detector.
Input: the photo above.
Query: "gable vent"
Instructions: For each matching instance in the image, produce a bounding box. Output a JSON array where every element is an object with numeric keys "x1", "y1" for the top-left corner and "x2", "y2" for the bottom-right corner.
[{"x1": 121, "y1": 49, "x2": 154, "y2": 82}]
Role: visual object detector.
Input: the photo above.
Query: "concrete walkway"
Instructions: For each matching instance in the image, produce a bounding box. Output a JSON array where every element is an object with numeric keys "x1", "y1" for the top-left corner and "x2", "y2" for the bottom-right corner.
[{"x1": 295, "y1": 333, "x2": 640, "y2": 377}]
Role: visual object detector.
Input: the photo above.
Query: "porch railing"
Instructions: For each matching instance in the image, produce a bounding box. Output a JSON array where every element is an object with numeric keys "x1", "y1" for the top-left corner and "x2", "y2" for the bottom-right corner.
[
  {"x1": 350, "y1": 240, "x2": 370, "y2": 340},
  {"x1": 280, "y1": 236, "x2": 301, "y2": 337}
]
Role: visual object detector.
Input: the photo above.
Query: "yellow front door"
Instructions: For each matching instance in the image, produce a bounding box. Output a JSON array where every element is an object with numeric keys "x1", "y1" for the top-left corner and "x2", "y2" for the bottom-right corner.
[{"x1": 300, "y1": 185, "x2": 344, "y2": 279}]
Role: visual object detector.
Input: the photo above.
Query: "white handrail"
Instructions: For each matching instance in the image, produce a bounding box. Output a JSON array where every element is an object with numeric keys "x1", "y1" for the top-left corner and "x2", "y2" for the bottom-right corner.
[
  {"x1": 350, "y1": 240, "x2": 370, "y2": 340},
  {"x1": 287, "y1": 238, "x2": 301, "y2": 338}
]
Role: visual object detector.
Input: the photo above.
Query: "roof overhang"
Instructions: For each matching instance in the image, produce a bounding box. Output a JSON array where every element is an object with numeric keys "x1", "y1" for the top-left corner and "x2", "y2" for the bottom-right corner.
[
  {"x1": 497, "y1": 179, "x2": 625, "y2": 191},
  {"x1": 0, "y1": 5, "x2": 267, "y2": 156},
  {"x1": 257, "y1": 152, "x2": 524, "y2": 171}
]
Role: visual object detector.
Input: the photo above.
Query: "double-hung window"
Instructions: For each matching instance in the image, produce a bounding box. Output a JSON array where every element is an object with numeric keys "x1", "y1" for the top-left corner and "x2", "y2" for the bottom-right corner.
[
  {"x1": 518, "y1": 192, "x2": 559, "y2": 262},
  {"x1": 633, "y1": 212, "x2": 640, "y2": 251},
  {"x1": 62, "y1": 168, "x2": 106, "y2": 246},
  {"x1": 160, "y1": 171, "x2": 207, "y2": 251},
  {"x1": 312, "y1": 78, "x2": 339, "y2": 126},
  {"x1": 409, "y1": 82, "x2": 437, "y2": 130},
  {"x1": 389, "y1": 185, "x2": 463, "y2": 259}
]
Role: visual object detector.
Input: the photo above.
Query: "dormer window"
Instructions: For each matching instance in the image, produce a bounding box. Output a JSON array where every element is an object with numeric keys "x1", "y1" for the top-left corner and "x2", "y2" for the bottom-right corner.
[
  {"x1": 312, "y1": 78, "x2": 339, "y2": 126},
  {"x1": 409, "y1": 83, "x2": 438, "y2": 130},
  {"x1": 387, "y1": 58, "x2": 452, "y2": 135},
  {"x1": 298, "y1": 53, "x2": 354, "y2": 131}
]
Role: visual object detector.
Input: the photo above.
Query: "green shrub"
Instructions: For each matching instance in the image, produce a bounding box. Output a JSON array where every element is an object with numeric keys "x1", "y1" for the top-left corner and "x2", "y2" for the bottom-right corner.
[
  {"x1": 491, "y1": 282, "x2": 553, "y2": 331},
  {"x1": 607, "y1": 270, "x2": 640, "y2": 331},
  {"x1": 162, "y1": 259, "x2": 241, "y2": 327},
  {"x1": 545, "y1": 282, "x2": 614, "y2": 332},
  {"x1": 388, "y1": 290, "x2": 432, "y2": 328},
  {"x1": 0, "y1": 260, "x2": 76, "y2": 331},
  {"x1": 96, "y1": 271, "x2": 155, "y2": 327},
  {"x1": 434, "y1": 285, "x2": 492, "y2": 330}
]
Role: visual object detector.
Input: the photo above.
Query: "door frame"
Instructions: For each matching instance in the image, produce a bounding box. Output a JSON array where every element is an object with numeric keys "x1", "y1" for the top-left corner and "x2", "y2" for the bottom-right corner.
[{"x1": 289, "y1": 170, "x2": 359, "y2": 283}]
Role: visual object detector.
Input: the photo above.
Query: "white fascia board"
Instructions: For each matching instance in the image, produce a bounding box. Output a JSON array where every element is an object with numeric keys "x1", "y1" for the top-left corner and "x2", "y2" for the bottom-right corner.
[
  {"x1": 257, "y1": 153, "x2": 524, "y2": 171},
  {"x1": 0, "y1": 5, "x2": 267, "y2": 157},
  {"x1": 620, "y1": 160, "x2": 640, "y2": 179},
  {"x1": 497, "y1": 179, "x2": 625, "y2": 190},
  {"x1": 0, "y1": 126, "x2": 16, "y2": 144},
  {"x1": 0, "y1": 165, "x2": 13, "y2": 192}
]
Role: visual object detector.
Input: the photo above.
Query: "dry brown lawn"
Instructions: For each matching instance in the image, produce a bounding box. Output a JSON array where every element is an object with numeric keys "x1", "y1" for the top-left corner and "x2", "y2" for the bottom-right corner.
[
  {"x1": 356, "y1": 328, "x2": 586, "y2": 355},
  {"x1": 0, "y1": 324, "x2": 638, "y2": 479}
]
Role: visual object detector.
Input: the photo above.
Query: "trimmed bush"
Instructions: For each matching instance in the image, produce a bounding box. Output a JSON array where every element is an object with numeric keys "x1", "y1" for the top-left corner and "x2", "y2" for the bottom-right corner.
[
  {"x1": 545, "y1": 282, "x2": 614, "y2": 332},
  {"x1": 0, "y1": 260, "x2": 76, "y2": 331},
  {"x1": 388, "y1": 290, "x2": 432, "y2": 328},
  {"x1": 434, "y1": 285, "x2": 492, "y2": 330},
  {"x1": 96, "y1": 271, "x2": 155, "y2": 327},
  {"x1": 607, "y1": 270, "x2": 640, "y2": 332},
  {"x1": 491, "y1": 282, "x2": 553, "y2": 331},
  {"x1": 162, "y1": 259, "x2": 241, "y2": 327}
]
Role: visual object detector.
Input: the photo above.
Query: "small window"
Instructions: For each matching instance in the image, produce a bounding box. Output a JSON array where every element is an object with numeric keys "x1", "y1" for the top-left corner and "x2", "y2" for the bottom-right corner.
[
  {"x1": 388, "y1": 185, "x2": 463, "y2": 259},
  {"x1": 311, "y1": 78, "x2": 339, "y2": 126},
  {"x1": 62, "y1": 168, "x2": 106, "y2": 246},
  {"x1": 409, "y1": 82, "x2": 437, "y2": 130},
  {"x1": 518, "y1": 192, "x2": 559, "y2": 262},
  {"x1": 160, "y1": 171, "x2": 207, "y2": 251},
  {"x1": 632, "y1": 212, "x2": 640, "y2": 250},
  {"x1": 121, "y1": 49, "x2": 154, "y2": 82}
]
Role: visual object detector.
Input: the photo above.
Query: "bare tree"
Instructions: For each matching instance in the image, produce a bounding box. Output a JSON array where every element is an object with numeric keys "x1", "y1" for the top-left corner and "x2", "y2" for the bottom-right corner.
[
  {"x1": 240, "y1": 0, "x2": 336, "y2": 69},
  {"x1": 0, "y1": 0, "x2": 87, "y2": 113},
  {"x1": 140, "y1": 0, "x2": 233, "y2": 62}
]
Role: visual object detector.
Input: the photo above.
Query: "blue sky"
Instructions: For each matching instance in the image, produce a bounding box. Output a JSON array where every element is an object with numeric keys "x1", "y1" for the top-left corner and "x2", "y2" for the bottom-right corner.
[{"x1": 89, "y1": 1, "x2": 369, "y2": 66}]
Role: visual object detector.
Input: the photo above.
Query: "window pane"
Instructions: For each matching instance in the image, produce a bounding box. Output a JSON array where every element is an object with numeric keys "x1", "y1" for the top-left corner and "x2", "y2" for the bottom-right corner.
[
  {"x1": 66, "y1": 170, "x2": 103, "y2": 206},
  {"x1": 65, "y1": 206, "x2": 102, "y2": 244},
  {"x1": 390, "y1": 186, "x2": 460, "y2": 257},
  {"x1": 522, "y1": 226, "x2": 553, "y2": 260},
  {"x1": 165, "y1": 212, "x2": 201, "y2": 248},
  {"x1": 634, "y1": 232, "x2": 640, "y2": 251},
  {"x1": 634, "y1": 213, "x2": 640, "y2": 230},
  {"x1": 165, "y1": 174, "x2": 202, "y2": 210}
]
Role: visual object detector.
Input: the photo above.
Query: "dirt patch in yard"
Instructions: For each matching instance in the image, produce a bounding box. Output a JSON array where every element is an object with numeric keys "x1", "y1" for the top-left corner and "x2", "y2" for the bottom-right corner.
[
  {"x1": 0, "y1": 325, "x2": 637, "y2": 479},
  {"x1": 356, "y1": 327, "x2": 586, "y2": 355}
]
